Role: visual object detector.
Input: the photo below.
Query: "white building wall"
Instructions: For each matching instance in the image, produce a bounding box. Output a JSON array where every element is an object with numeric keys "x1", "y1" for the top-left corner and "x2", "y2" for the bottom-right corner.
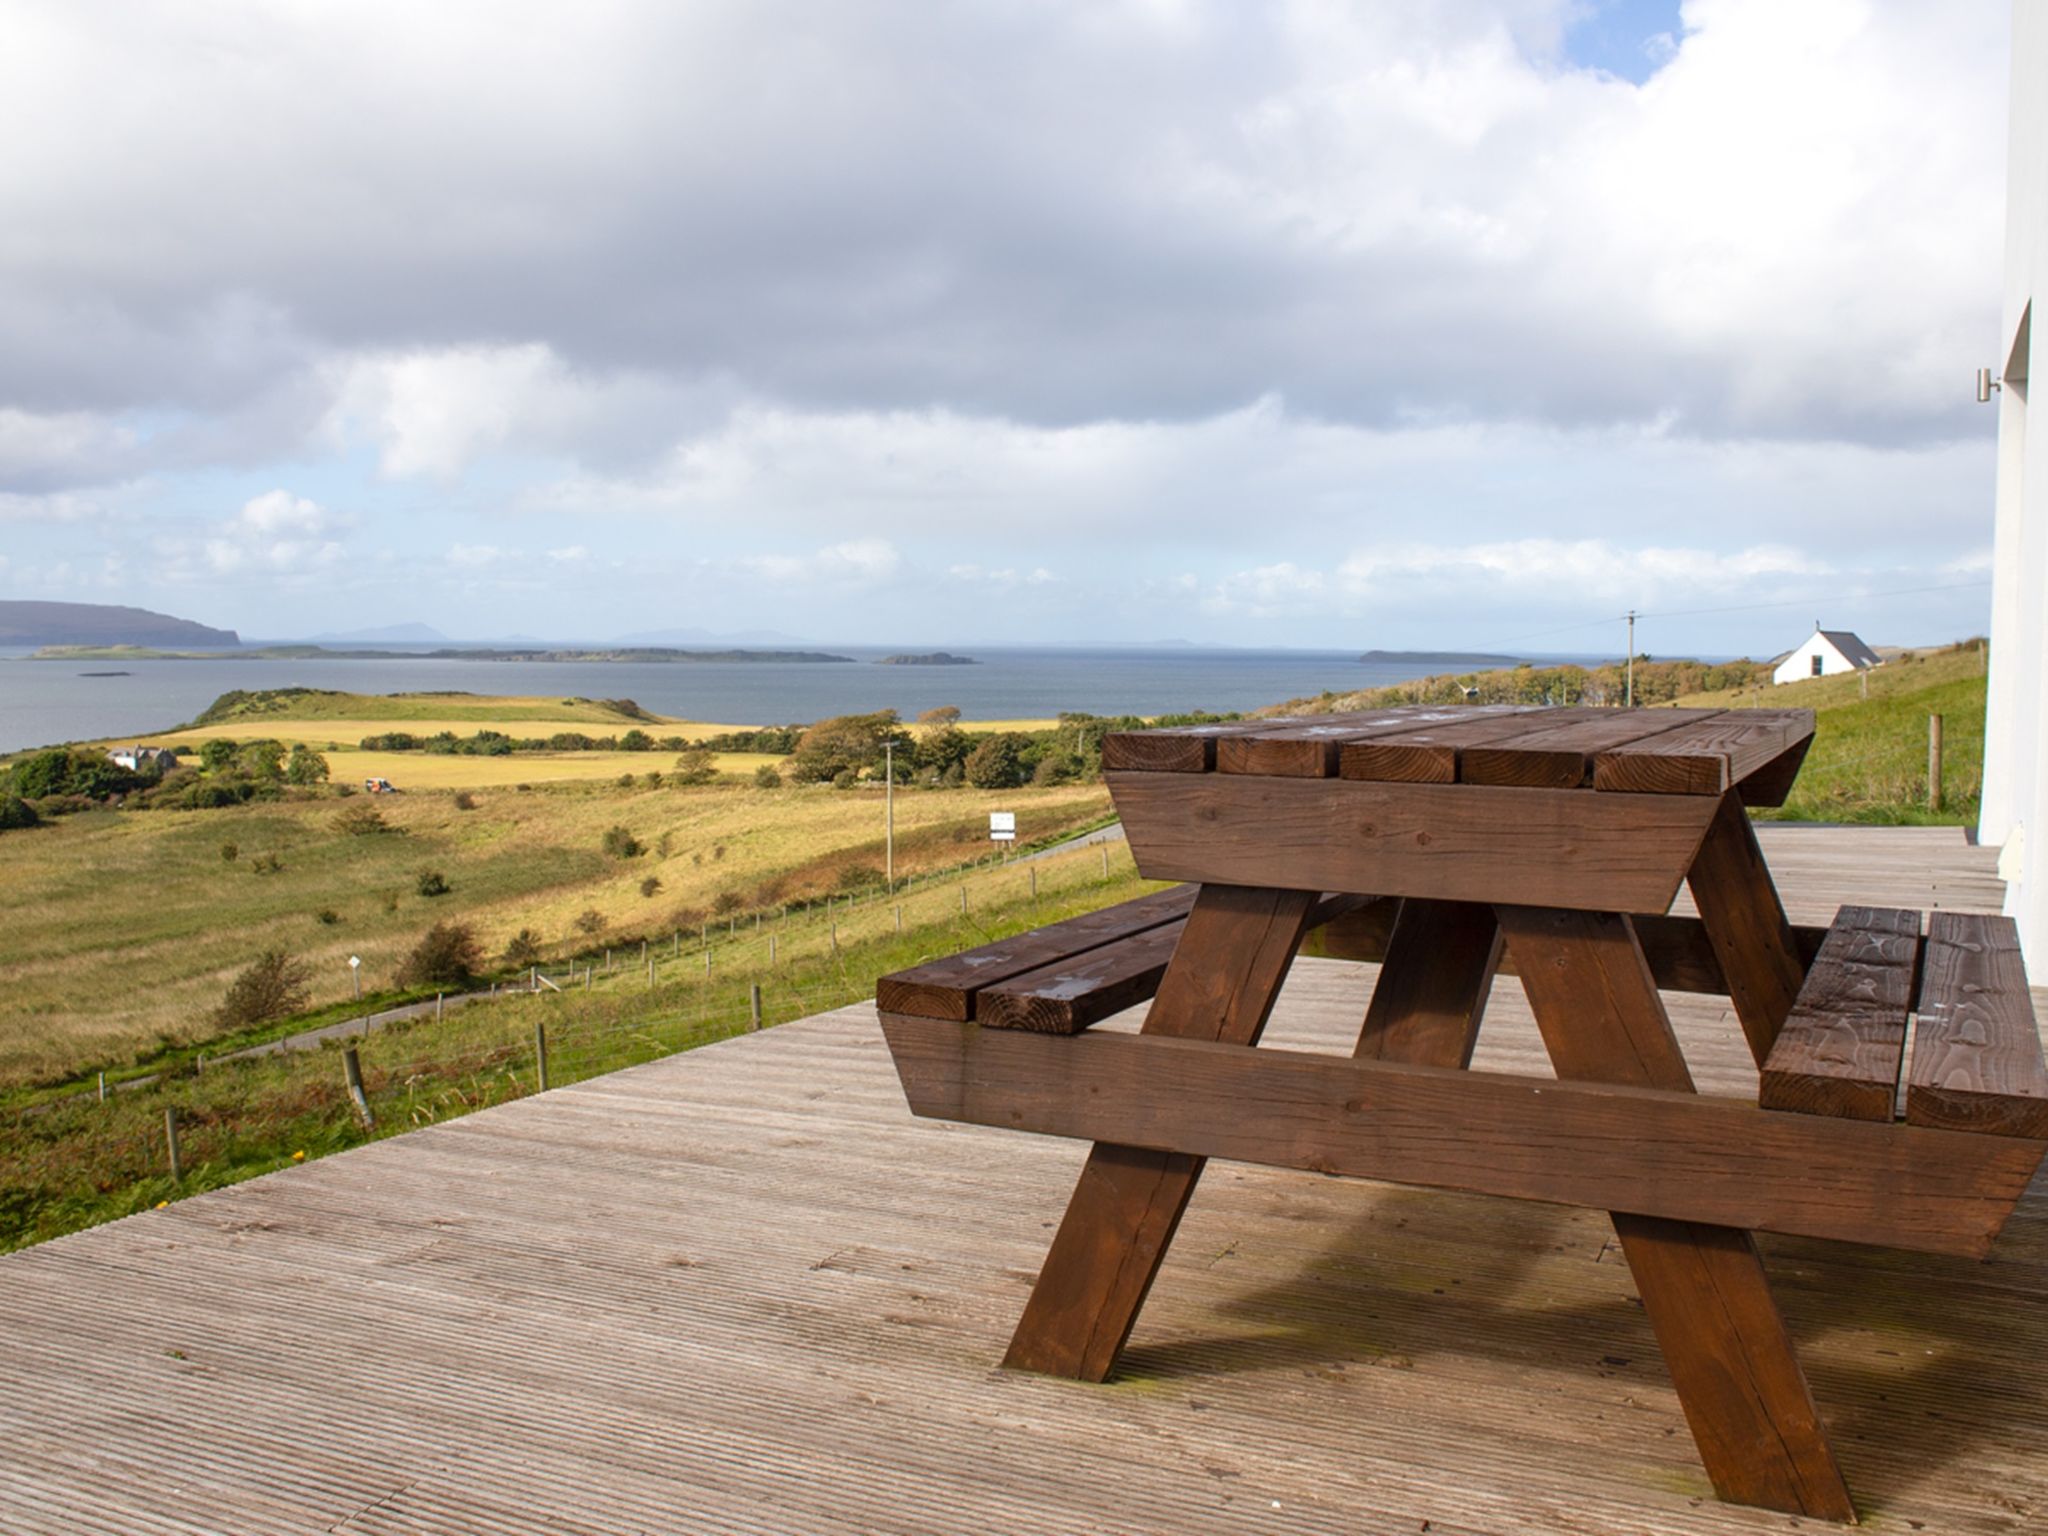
[
  {"x1": 1983, "y1": 3, "x2": 2047, "y2": 962},
  {"x1": 1772, "y1": 634, "x2": 1859, "y2": 685}
]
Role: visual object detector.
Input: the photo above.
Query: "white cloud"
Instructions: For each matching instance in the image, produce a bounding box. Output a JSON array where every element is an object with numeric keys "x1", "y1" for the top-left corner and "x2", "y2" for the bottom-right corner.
[
  {"x1": 740, "y1": 539, "x2": 903, "y2": 586},
  {"x1": 198, "y1": 489, "x2": 346, "y2": 575},
  {"x1": 446, "y1": 542, "x2": 516, "y2": 568},
  {"x1": 547, "y1": 544, "x2": 590, "y2": 563}
]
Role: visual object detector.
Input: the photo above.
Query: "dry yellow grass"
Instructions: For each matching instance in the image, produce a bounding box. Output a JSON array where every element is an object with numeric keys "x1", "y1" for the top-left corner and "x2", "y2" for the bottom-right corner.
[
  {"x1": 333, "y1": 750, "x2": 784, "y2": 789},
  {"x1": 117, "y1": 716, "x2": 760, "y2": 748},
  {"x1": 0, "y1": 776, "x2": 1112, "y2": 1089}
]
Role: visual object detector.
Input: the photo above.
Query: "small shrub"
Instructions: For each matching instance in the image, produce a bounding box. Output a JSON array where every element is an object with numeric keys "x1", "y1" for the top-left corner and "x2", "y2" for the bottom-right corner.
[
  {"x1": 515, "y1": 783, "x2": 532, "y2": 792},
  {"x1": 212, "y1": 950, "x2": 311, "y2": 1031},
  {"x1": 836, "y1": 862, "x2": 882, "y2": 894},
  {"x1": 452, "y1": 791, "x2": 478, "y2": 811},
  {"x1": 712, "y1": 890, "x2": 744, "y2": 915},
  {"x1": 574, "y1": 908, "x2": 608, "y2": 935},
  {"x1": 617, "y1": 773, "x2": 636, "y2": 789},
  {"x1": 219, "y1": 841, "x2": 240, "y2": 863},
  {"x1": 832, "y1": 767, "x2": 858, "y2": 790},
  {"x1": 656, "y1": 831, "x2": 674, "y2": 857},
  {"x1": 416, "y1": 869, "x2": 451, "y2": 897},
  {"x1": 334, "y1": 802, "x2": 392, "y2": 836},
  {"x1": 502, "y1": 928, "x2": 543, "y2": 968},
  {"x1": 314, "y1": 907, "x2": 340, "y2": 925},
  {"x1": 639, "y1": 875, "x2": 664, "y2": 898},
  {"x1": 602, "y1": 825, "x2": 643, "y2": 859},
  {"x1": 672, "y1": 748, "x2": 717, "y2": 786},
  {"x1": 250, "y1": 852, "x2": 283, "y2": 875},
  {"x1": 643, "y1": 770, "x2": 664, "y2": 789},
  {"x1": 395, "y1": 921, "x2": 485, "y2": 988},
  {"x1": 712, "y1": 844, "x2": 726, "y2": 862},
  {"x1": 0, "y1": 795, "x2": 40, "y2": 831},
  {"x1": 753, "y1": 764, "x2": 782, "y2": 789}
]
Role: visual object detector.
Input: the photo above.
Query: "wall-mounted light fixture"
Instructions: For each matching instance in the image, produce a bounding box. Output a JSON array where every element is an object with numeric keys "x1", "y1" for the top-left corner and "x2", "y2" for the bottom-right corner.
[{"x1": 1978, "y1": 367, "x2": 2004, "y2": 403}]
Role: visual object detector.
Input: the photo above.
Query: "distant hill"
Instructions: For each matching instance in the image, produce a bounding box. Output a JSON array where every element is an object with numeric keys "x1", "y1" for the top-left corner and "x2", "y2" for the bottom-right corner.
[
  {"x1": 0, "y1": 601, "x2": 237, "y2": 648},
  {"x1": 876, "y1": 652, "x2": 978, "y2": 666},
  {"x1": 310, "y1": 622, "x2": 449, "y2": 643}
]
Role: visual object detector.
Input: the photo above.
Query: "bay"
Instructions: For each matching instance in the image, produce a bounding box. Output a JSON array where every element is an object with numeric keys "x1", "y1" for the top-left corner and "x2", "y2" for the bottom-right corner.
[{"x1": 0, "y1": 645, "x2": 1554, "y2": 753}]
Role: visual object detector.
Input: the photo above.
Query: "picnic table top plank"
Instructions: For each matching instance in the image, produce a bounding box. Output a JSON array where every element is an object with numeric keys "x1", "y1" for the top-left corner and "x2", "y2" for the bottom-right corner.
[
  {"x1": 1594, "y1": 711, "x2": 1817, "y2": 797},
  {"x1": 1460, "y1": 710, "x2": 1725, "y2": 789},
  {"x1": 1215, "y1": 707, "x2": 1507, "y2": 779},
  {"x1": 1338, "y1": 707, "x2": 1590, "y2": 784}
]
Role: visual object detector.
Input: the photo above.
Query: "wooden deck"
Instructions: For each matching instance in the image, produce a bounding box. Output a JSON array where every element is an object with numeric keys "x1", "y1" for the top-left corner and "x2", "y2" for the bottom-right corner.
[{"x1": 4, "y1": 827, "x2": 2044, "y2": 1535}]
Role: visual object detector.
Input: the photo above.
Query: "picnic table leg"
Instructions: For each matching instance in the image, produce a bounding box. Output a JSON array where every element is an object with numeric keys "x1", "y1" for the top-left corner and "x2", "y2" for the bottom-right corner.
[
  {"x1": 1002, "y1": 883, "x2": 1319, "y2": 1381},
  {"x1": 1686, "y1": 789, "x2": 1806, "y2": 1067},
  {"x1": 1495, "y1": 904, "x2": 1855, "y2": 1522},
  {"x1": 1353, "y1": 898, "x2": 1501, "y2": 1068}
]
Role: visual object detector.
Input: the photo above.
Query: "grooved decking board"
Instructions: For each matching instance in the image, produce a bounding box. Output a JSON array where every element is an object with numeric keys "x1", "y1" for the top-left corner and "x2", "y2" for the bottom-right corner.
[
  {"x1": 1, "y1": 826, "x2": 2039, "y2": 1536},
  {"x1": 1760, "y1": 906, "x2": 1921, "y2": 1121},
  {"x1": 1593, "y1": 711, "x2": 1816, "y2": 797}
]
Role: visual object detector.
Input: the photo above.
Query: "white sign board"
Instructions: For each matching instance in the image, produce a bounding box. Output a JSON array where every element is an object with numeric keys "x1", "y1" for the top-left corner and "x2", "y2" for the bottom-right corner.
[
  {"x1": 989, "y1": 811, "x2": 1016, "y2": 842},
  {"x1": 348, "y1": 955, "x2": 361, "y2": 970}
]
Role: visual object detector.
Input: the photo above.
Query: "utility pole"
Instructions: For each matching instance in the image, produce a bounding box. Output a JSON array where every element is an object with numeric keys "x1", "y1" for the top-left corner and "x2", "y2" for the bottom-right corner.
[
  {"x1": 1625, "y1": 610, "x2": 1637, "y2": 709},
  {"x1": 884, "y1": 738, "x2": 898, "y2": 890}
]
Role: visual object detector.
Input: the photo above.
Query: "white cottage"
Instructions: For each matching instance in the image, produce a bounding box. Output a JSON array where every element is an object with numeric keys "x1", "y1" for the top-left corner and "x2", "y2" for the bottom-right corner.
[{"x1": 1771, "y1": 627, "x2": 1881, "y2": 686}]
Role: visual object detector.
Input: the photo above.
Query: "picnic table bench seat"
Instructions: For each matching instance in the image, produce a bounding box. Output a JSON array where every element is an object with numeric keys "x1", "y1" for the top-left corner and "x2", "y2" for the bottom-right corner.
[
  {"x1": 1763, "y1": 906, "x2": 2048, "y2": 1137},
  {"x1": 877, "y1": 883, "x2": 1371, "y2": 1035}
]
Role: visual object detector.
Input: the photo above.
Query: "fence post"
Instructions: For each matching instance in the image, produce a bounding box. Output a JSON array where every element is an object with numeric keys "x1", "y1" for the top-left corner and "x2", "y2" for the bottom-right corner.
[
  {"x1": 342, "y1": 1046, "x2": 375, "y2": 1130},
  {"x1": 769, "y1": 934, "x2": 777, "y2": 964},
  {"x1": 164, "y1": 1107, "x2": 183, "y2": 1183},
  {"x1": 673, "y1": 930, "x2": 679, "y2": 958},
  {"x1": 1030, "y1": 866, "x2": 1037, "y2": 899},
  {"x1": 750, "y1": 983, "x2": 763, "y2": 1032},
  {"x1": 647, "y1": 952, "x2": 655, "y2": 989},
  {"x1": 436, "y1": 991, "x2": 444, "y2": 1022},
  {"x1": 704, "y1": 949, "x2": 712, "y2": 977},
  {"x1": 534, "y1": 1020, "x2": 549, "y2": 1092},
  {"x1": 98, "y1": 1071, "x2": 106, "y2": 1103},
  {"x1": 831, "y1": 920, "x2": 838, "y2": 953},
  {"x1": 530, "y1": 965, "x2": 537, "y2": 993},
  {"x1": 1101, "y1": 843, "x2": 1110, "y2": 878},
  {"x1": 960, "y1": 886, "x2": 968, "y2": 915},
  {"x1": 1928, "y1": 713, "x2": 1945, "y2": 810},
  {"x1": 895, "y1": 904, "x2": 903, "y2": 933}
]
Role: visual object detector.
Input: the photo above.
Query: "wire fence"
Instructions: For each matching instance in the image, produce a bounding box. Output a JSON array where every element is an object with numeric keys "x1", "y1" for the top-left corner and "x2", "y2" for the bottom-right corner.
[{"x1": 1, "y1": 834, "x2": 1148, "y2": 1252}]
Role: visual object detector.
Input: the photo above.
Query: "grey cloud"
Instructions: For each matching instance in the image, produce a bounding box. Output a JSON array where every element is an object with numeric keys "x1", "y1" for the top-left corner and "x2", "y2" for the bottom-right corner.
[{"x1": 0, "y1": 0, "x2": 2005, "y2": 467}]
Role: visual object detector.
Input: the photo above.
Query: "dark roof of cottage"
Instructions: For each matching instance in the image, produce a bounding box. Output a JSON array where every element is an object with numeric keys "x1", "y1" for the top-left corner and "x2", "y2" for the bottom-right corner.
[{"x1": 1816, "y1": 629, "x2": 1882, "y2": 669}]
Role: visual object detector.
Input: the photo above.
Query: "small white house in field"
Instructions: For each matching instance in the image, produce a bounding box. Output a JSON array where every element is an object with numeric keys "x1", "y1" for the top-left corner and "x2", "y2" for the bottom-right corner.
[
  {"x1": 1772, "y1": 627, "x2": 1881, "y2": 686},
  {"x1": 106, "y1": 745, "x2": 176, "y2": 775}
]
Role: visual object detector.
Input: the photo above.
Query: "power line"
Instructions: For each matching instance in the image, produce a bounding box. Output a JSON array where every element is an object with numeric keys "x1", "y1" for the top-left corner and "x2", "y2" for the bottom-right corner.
[{"x1": 1482, "y1": 579, "x2": 1991, "y2": 652}]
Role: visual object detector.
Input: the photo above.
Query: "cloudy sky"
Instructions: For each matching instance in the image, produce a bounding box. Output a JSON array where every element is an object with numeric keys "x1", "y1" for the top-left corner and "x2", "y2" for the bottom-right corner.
[{"x1": 0, "y1": 0, "x2": 2010, "y2": 654}]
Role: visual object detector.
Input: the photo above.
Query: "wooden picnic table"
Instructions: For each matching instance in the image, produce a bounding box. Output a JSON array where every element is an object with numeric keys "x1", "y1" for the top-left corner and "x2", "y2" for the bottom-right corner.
[{"x1": 878, "y1": 705, "x2": 2048, "y2": 1522}]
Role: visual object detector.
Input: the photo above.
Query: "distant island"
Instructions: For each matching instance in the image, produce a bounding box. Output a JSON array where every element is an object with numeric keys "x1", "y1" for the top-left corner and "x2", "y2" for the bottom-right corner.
[
  {"x1": 1358, "y1": 649, "x2": 1523, "y2": 666},
  {"x1": 1, "y1": 600, "x2": 238, "y2": 649},
  {"x1": 30, "y1": 644, "x2": 856, "y2": 665},
  {"x1": 875, "y1": 652, "x2": 978, "y2": 666}
]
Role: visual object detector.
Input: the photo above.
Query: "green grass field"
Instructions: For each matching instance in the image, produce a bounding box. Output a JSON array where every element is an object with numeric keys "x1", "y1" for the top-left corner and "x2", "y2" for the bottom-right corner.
[
  {"x1": 0, "y1": 768, "x2": 1112, "y2": 1091},
  {"x1": 1669, "y1": 641, "x2": 1986, "y2": 825}
]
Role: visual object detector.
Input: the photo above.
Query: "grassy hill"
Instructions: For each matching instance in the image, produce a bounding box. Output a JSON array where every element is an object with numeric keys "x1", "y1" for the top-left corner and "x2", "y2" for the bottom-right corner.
[{"x1": 1668, "y1": 641, "x2": 1986, "y2": 826}]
